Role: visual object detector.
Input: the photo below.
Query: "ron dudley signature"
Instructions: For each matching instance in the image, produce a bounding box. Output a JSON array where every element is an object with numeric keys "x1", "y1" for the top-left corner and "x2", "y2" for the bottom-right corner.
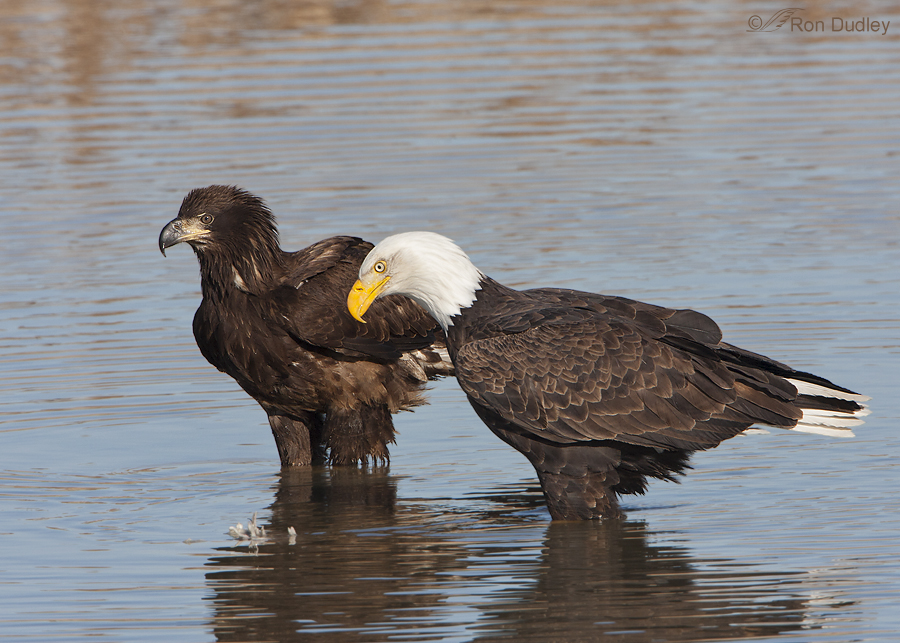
[{"x1": 748, "y1": 9, "x2": 891, "y2": 34}]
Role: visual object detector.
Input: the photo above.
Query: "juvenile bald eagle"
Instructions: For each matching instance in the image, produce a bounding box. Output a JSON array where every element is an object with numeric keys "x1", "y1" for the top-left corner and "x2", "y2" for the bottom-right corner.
[
  {"x1": 348, "y1": 231, "x2": 870, "y2": 520},
  {"x1": 159, "y1": 187, "x2": 452, "y2": 467}
]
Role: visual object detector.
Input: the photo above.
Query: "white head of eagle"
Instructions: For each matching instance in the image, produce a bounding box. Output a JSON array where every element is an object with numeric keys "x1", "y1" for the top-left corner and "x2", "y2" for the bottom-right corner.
[{"x1": 349, "y1": 231, "x2": 484, "y2": 331}]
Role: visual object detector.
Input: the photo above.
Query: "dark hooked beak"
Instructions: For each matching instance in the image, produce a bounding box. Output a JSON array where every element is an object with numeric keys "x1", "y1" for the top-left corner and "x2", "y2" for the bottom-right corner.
[
  {"x1": 159, "y1": 218, "x2": 209, "y2": 256},
  {"x1": 159, "y1": 219, "x2": 181, "y2": 256}
]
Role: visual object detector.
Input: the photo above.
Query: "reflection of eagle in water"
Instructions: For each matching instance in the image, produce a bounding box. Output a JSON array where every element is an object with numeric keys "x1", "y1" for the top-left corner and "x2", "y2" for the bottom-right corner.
[
  {"x1": 349, "y1": 232, "x2": 870, "y2": 520},
  {"x1": 159, "y1": 187, "x2": 451, "y2": 466},
  {"x1": 206, "y1": 468, "x2": 829, "y2": 641}
]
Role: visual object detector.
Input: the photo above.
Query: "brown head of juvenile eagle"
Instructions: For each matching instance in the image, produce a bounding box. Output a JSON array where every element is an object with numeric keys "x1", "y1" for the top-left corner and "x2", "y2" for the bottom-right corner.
[
  {"x1": 348, "y1": 231, "x2": 870, "y2": 520},
  {"x1": 159, "y1": 187, "x2": 452, "y2": 467}
]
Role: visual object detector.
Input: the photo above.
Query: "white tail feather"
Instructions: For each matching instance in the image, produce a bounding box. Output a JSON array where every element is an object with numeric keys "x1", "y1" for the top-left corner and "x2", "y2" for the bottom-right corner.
[
  {"x1": 780, "y1": 379, "x2": 872, "y2": 438},
  {"x1": 801, "y1": 409, "x2": 868, "y2": 426},
  {"x1": 787, "y1": 378, "x2": 871, "y2": 402}
]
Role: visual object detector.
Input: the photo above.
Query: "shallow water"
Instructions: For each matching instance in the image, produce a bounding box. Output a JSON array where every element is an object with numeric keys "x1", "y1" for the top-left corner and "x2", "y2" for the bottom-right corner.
[{"x1": 1, "y1": 0, "x2": 899, "y2": 640}]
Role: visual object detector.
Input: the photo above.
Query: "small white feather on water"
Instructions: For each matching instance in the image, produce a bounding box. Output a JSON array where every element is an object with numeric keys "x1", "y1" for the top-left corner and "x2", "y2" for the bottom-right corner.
[
  {"x1": 227, "y1": 512, "x2": 296, "y2": 545},
  {"x1": 228, "y1": 512, "x2": 267, "y2": 541}
]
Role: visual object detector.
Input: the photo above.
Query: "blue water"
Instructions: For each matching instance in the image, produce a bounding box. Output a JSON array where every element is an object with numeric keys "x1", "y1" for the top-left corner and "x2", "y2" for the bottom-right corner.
[{"x1": 1, "y1": 1, "x2": 898, "y2": 640}]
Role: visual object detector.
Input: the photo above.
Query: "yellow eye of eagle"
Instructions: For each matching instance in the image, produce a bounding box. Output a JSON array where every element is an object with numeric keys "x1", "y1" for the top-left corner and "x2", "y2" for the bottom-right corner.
[{"x1": 374, "y1": 260, "x2": 386, "y2": 274}]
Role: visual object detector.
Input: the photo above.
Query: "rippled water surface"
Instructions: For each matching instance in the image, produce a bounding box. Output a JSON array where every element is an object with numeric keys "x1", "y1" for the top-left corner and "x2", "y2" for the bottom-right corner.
[{"x1": 2, "y1": 0, "x2": 899, "y2": 640}]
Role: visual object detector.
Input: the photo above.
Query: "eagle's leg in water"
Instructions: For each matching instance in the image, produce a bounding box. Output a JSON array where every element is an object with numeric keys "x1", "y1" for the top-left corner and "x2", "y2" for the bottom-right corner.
[
  {"x1": 534, "y1": 469, "x2": 623, "y2": 520},
  {"x1": 267, "y1": 410, "x2": 326, "y2": 466},
  {"x1": 324, "y1": 405, "x2": 396, "y2": 466},
  {"x1": 470, "y1": 404, "x2": 626, "y2": 520}
]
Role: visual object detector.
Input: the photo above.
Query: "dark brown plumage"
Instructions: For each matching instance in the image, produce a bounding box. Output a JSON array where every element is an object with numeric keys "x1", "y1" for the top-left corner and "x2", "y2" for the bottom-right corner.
[
  {"x1": 350, "y1": 231, "x2": 870, "y2": 520},
  {"x1": 159, "y1": 187, "x2": 452, "y2": 466}
]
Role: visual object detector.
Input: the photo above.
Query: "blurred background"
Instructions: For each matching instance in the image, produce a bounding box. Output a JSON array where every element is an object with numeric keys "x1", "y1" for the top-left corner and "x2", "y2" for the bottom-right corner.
[{"x1": 1, "y1": 0, "x2": 898, "y2": 640}]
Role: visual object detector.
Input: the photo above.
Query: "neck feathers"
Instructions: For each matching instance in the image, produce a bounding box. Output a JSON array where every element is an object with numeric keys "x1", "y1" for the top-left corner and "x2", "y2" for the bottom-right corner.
[
  {"x1": 424, "y1": 274, "x2": 486, "y2": 331},
  {"x1": 197, "y1": 233, "x2": 283, "y2": 297}
]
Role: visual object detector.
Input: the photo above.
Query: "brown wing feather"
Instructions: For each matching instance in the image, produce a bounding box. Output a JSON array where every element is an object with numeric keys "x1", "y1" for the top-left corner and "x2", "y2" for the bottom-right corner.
[
  {"x1": 274, "y1": 236, "x2": 441, "y2": 360},
  {"x1": 455, "y1": 315, "x2": 749, "y2": 451},
  {"x1": 524, "y1": 288, "x2": 724, "y2": 345}
]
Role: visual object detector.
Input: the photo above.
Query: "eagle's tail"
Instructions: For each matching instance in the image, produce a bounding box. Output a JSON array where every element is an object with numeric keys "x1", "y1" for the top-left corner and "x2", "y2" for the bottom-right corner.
[{"x1": 786, "y1": 378, "x2": 871, "y2": 437}]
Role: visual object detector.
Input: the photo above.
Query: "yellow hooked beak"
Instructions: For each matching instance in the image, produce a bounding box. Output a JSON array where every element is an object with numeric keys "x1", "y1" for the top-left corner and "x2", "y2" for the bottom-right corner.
[{"x1": 347, "y1": 275, "x2": 391, "y2": 323}]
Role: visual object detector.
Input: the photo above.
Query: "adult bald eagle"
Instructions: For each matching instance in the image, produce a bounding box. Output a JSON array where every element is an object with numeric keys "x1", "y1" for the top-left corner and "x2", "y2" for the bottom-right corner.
[
  {"x1": 348, "y1": 231, "x2": 870, "y2": 520},
  {"x1": 159, "y1": 187, "x2": 452, "y2": 467}
]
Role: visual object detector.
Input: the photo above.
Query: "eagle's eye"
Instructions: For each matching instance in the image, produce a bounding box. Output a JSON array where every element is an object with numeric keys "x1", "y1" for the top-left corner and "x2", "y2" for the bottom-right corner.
[
  {"x1": 200, "y1": 214, "x2": 214, "y2": 225},
  {"x1": 374, "y1": 260, "x2": 386, "y2": 274}
]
